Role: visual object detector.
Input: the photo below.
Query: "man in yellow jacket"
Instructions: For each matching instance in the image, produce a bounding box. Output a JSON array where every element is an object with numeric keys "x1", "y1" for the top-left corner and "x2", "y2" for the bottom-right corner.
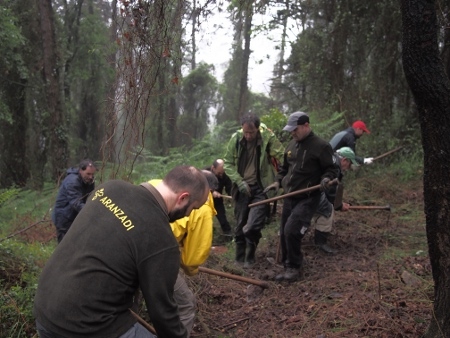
[{"x1": 149, "y1": 170, "x2": 217, "y2": 337}]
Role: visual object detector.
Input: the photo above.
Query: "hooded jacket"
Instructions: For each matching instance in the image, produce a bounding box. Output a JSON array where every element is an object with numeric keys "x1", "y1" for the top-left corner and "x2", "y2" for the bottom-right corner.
[
  {"x1": 52, "y1": 167, "x2": 95, "y2": 229},
  {"x1": 223, "y1": 122, "x2": 284, "y2": 194},
  {"x1": 149, "y1": 180, "x2": 217, "y2": 276},
  {"x1": 171, "y1": 191, "x2": 217, "y2": 276}
]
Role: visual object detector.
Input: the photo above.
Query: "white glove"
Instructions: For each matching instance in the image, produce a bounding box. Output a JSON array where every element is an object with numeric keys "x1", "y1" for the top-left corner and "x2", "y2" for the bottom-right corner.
[{"x1": 364, "y1": 157, "x2": 374, "y2": 165}]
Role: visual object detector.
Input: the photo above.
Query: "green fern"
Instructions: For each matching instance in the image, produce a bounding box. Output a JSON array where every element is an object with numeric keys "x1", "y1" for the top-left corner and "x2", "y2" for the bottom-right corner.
[{"x1": 0, "y1": 188, "x2": 20, "y2": 207}]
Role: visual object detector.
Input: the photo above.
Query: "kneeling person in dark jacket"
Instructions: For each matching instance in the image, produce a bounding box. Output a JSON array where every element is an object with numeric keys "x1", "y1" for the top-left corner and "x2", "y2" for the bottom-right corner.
[{"x1": 311, "y1": 147, "x2": 359, "y2": 254}]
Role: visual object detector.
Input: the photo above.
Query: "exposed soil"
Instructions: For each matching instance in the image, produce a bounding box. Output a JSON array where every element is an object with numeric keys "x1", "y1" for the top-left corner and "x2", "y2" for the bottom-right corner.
[{"x1": 189, "y1": 177, "x2": 431, "y2": 337}]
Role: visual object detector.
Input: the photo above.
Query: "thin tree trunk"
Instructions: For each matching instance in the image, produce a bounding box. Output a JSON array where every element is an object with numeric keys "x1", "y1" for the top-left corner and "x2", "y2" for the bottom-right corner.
[
  {"x1": 238, "y1": 6, "x2": 252, "y2": 116},
  {"x1": 0, "y1": 78, "x2": 29, "y2": 187},
  {"x1": 191, "y1": 0, "x2": 197, "y2": 71},
  {"x1": 101, "y1": 0, "x2": 118, "y2": 178},
  {"x1": 271, "y1": 0, "x2": 289, "y2": 101},
  {"x1": 37, "y1": 0, "x2": 68, "y2": 181}
]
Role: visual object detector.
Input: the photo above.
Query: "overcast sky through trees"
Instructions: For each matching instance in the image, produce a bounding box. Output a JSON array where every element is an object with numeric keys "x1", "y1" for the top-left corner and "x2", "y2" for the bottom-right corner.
[{"x1": 195, "y1": 8, "x2": 298, "y2": 95}]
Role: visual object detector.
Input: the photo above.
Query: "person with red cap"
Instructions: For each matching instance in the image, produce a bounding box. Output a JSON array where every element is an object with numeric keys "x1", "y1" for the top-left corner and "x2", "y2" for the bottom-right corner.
[{"x1": 329, "y1": 120, "x2": 373, "y2": 165}]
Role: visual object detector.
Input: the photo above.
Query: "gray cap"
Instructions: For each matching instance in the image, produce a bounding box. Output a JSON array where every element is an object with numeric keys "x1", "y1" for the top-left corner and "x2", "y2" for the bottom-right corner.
[{"x1": 283, "y1": 112, "x2": 310, "y2": 132}]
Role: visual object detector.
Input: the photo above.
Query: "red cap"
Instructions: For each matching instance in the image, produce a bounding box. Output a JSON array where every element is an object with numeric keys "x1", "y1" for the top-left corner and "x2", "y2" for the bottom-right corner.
[{"x1": 352, "y1": 120, "x2": 370, "y2": 134}]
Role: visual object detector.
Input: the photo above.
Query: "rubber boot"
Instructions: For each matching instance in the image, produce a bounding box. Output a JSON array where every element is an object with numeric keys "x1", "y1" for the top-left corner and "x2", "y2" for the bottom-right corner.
[
  {"x1": 235, "y1": 242, "x2": 246, "y2": 265},
  {"x1": 244, "y1": 242, "x2": 257, "y2": 269},
  {"x1": 314, "y1": 230, "x2": 335, "y2": 255},
  {"x1": 275, "y1": 267, "x2": 301, "y2": 283}
]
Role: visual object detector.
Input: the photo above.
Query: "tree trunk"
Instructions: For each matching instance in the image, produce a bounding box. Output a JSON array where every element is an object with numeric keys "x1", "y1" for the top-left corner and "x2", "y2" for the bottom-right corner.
[
  {"x1": 191, "y1": 0, "x2": 197, "y2": 71},
  {"x1": 38, "y1": 0, "x2": 68, "y2": 181},
  {"x1": 0, "y1": 77, "x2": 30, "y2": 187},
  {"x1": 238, "y1": 6, "x2": 252, "y2": 116},
  {"x1": 101, "y1": 0, "x2": 118, "y2": 179},
  {"x1": 270, "y1": 0, "x2": 289, "y2": 102},
  {"x1": 401, "y1": 1, "x2": 450, "y2": 337}
]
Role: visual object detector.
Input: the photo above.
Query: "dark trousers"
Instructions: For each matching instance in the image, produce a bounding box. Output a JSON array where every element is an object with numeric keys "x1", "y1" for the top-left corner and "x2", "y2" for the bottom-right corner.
[
  {"x1": 36, "y1": 320, "x2": 156, "y2": 338},
  {"x1": 234, "y1": 185, "x2": 268, "y2": 245},
  {"x1": 36, "y1": 321, "x2": 65, "y2": 338},
  {"x1": 213, "y1": 197, "x2": 231, "y2": 233},
  {"x1": 55, "y1": 226, "x2": 70, "y2": 243},
  {"x1": 280, "y1": 194, "x2": 320, "y2": 269}
]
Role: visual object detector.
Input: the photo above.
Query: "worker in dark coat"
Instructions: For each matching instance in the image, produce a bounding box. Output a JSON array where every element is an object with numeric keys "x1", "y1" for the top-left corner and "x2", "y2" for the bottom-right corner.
[
  {"x1": 205, "y1": 159, "x2": 233, "y2": 235},
  {"x1": 51, "y1": 159, "x2": 96, "y2": 243},
  {"x1": 329, "y1": 120, "x2": 373, "y2": 165}
]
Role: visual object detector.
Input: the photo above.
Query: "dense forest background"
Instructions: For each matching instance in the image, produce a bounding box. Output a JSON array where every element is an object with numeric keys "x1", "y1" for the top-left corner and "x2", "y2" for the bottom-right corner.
[
  {"x1": 2, "y1": 1, "x2": 450, "y2": 337},
  {"x1": 1, "y1": 0, "x2": 449, "y2": 190}
]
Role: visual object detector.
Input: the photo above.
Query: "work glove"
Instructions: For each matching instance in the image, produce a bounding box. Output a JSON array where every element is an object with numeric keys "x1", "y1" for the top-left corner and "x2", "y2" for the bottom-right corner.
[
  {"x1": 364, "y1": 157, "x2": 374, "y2": 165},
  {"x1": 263, "y1": 182, "x2": 279, "y2": 194},
  {"x1": 237, "y1": 180, "x2": 251, "y2": 196},
  {"x1": 320, "y1": 178, "x2": 331, "y2": 192},
  {"x1": 299, "y1": 225, "x2": 309, "y2": 239}
]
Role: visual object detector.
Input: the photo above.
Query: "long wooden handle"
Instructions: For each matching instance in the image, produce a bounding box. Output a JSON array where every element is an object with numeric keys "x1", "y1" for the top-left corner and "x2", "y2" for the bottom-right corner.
[
  {"x1": 348, "y1": 205, "x2": 391, "y2": 211},
  {"x1": 373, "y1": 146, "x2": 403, "y2": 161},
  {"x1": 248, "y1": 178, "x2": 338, "y2": 208},
  {"x1": 129, "y1": 309, "x2": 157, "y2": 334},
  {"x1": 199, "y1": 266, "x2": 269, "y2": 289},
  {"x1": 275, "y1": 235, "x2": 282, "y2": 264}
]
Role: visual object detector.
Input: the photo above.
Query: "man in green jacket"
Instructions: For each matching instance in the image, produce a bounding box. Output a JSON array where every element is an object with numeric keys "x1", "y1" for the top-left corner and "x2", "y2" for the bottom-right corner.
[{"x1": 223, "y1": 113, "x2": 284, "y2": 268}]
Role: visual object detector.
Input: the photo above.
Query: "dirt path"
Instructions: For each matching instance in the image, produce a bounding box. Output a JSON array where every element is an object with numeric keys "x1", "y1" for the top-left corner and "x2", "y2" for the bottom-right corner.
[{"x1": 190, "y1": 179, "x2": 431, "y2": 337}]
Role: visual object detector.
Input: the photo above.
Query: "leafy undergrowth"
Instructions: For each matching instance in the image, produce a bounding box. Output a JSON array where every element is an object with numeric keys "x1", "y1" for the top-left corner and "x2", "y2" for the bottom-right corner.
[
  {"x1": 0, "y1": 186, "x2": 56, "y2": 338},
  {"x1": 184, "y1": 172, "x2": 431, "y2": 337},
  {"x1": 0, "y1": 237, "x2": 54, "y2": 338}
]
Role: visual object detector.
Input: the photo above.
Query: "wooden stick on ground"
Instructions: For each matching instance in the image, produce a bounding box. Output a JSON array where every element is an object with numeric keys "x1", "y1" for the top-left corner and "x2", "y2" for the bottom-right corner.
[
  {"x1": 199, "y1": 266, "x2": 270, "y2": 289},
  {"x1": 275, "y1": 234, "x2": 282, "y2": 264}
]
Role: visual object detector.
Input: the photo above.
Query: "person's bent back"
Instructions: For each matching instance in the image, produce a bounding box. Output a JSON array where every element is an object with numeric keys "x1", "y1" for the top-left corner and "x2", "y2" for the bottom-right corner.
[{"x1": 34, "y1": 165, "x2": 209, "y2": 338}]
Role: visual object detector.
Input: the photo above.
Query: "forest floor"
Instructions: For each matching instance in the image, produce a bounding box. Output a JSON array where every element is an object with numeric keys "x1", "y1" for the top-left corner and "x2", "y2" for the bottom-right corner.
[
  {"x1": 188, "y1": 173, "x2": 432, "y2": 338},
  {"x1": 13, "y1": 171, "x2": 431, "y2": 338}
]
